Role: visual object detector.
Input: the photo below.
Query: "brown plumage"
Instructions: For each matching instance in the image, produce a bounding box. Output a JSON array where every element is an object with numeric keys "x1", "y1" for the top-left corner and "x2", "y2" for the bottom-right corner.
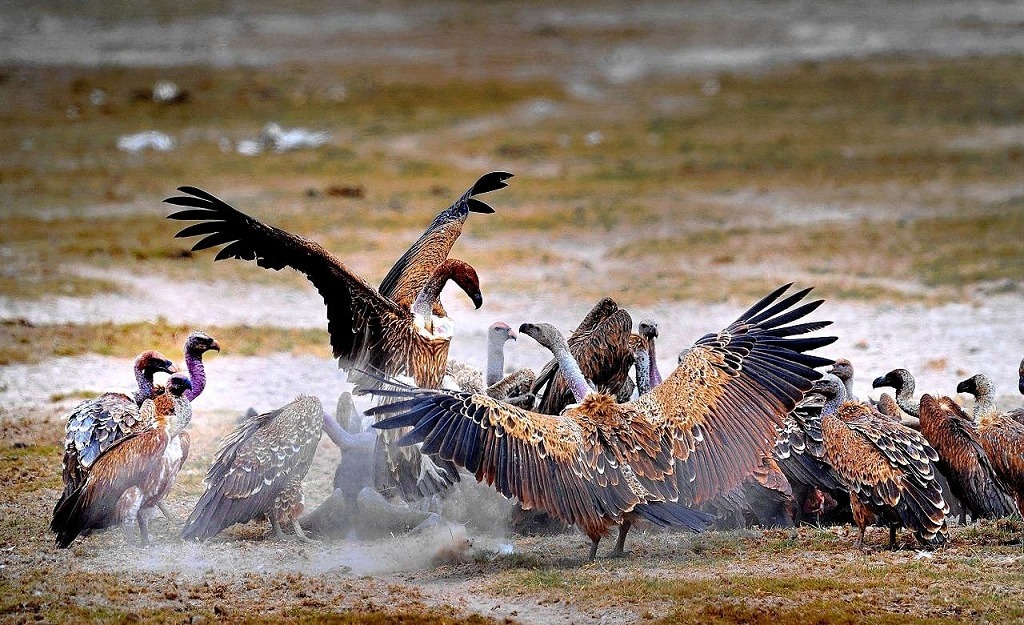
[
  {"x1": 917, "y1": 394, "x2": 1016, "y2": 520},
  {"x1": 181, "y1": 395, "x2": 323, "y2": 541},
  {"x1": 369, "y1": 284, "x2": 835, "y2": 559},
  {"x1": 958, "y1": 373, "x2": 1024, "y2": 514},
  {"x1": 379, "y1": 172, "x2": 512, "y2": 314},
  {"x1": 60, "y1": 351, "x2": 178, "y2": 502},
  {"x1": 817, "y1": 376, "x2": 948, "y2": 549},
  {"x1": 531, "y1": 298, "x2": 635, "y2": 415},
  {"x1": 166, "y1": 181, "x2": 506, "y2": 501},
  {"x1": 52, "y1": 374, "x2": 193, "y2": 548},
  {"x1": 876, "y1": 393, "x2": 902, "y2": 419}
]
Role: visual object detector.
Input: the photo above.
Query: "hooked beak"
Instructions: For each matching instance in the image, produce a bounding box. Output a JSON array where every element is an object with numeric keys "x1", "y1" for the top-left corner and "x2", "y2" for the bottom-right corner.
[{"x1": 209, "y1": 339, "x2": 221, "y2": 352}]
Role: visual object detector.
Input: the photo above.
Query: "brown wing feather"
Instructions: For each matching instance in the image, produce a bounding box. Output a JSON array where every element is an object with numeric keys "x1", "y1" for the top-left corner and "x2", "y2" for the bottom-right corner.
[
  {"x1": 537, "y1": 308, "x2": 634, "y2": 415},
  {"x1": 822, "y1": 402, "x2": 947, "y2": 543},
  {"x1": 977, "y1": 413, "x2": 1024, "y2": 513},
  {"x1": 181, "y1": 396, "x2": 323, "y2": 540},
  {"x1": 918, "y1": 394, "x2": 1016, "y2": 519},
  {"x1": 531, "y1": 298, "x2": 619, "y2": 399},
  {"x1": 51, "y1": 430, "x2": 169, "y2": 547},
  {"x1": 166, "y1": 188, "x2": 406, "y2": 377}
]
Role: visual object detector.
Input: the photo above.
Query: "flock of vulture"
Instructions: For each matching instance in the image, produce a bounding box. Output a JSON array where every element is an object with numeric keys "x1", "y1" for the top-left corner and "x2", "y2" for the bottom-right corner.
[{"x1": 49, "y1": 171, "x2": 1024, "y2": 561}]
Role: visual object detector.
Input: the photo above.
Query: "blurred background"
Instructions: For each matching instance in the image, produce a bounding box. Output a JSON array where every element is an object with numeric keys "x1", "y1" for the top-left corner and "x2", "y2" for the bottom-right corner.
[{"x1": 2, "y1": 0, "x2": 1024, "y2": 408}]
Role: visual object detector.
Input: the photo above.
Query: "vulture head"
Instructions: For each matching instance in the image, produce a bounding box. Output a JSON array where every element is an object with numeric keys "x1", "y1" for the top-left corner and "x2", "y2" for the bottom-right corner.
[
  {"x1": 185, "y1": 331, "x2": 221, "y2": 356},
  {"x1": 956, "y1": 373, "x2": 991, "y2": 398},
  {"x1": 489, "y1": 322, "x2": 517, "y2": 343},
  {"x1": 872, "y1": 368, "x2": 914, "y2": 393},
  {"x1": 518, "y1": 322, "x2": 570, "y2": 355},
  {"x1": 166, "y1": 373, "x2": 193, "y2": 397},
  {"x1": 440, "y1": 259, "x2": 483, "y2": 310},
  {"x1": 810, "y1": 373, "x2": 846, "y2": 416},
  {"x1": 829, "y1": 358, "x2": 854, "y2": 384},
  {"x1": 638, "y1": 319, "x2": 659, "y2": 340},
  {"x1": 135, "y1": 350, "x2": 178, "y2": 379}
]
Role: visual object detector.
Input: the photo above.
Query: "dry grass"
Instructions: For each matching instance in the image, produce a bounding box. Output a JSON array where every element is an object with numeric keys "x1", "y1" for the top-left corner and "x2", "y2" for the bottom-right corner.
[{"x1": 0, "y1": 318, "x2": 331, "y2": 365}]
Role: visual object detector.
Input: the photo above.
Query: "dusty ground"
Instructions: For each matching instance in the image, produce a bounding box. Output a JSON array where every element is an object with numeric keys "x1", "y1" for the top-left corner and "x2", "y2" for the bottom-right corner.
[{"x1": 4, "y1": 1, "x2": 1024, "y2": 623}]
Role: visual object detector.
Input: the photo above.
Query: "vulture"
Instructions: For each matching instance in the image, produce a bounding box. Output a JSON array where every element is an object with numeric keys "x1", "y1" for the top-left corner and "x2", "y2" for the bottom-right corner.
[
  {"x1": 182, "y1": 395, "x2": 323, "y2": 541},
  {"x1": 166, "y1": 173, "x2": 510, "y2": 501},
  {"x1": 181, "y1": 330, "x2": 220, "y2": 402},
  {"x1": 916, "y1": 393, "x2": 1016, "y2": 520},
  {"x1": 817, "y1": 375, "x2": 948, "y2": 549},
  {"x1": 59, "y1": 350, "x2": 178, "y2": 500},
  {"x1": 52, "y1": 374, "x2": 193, "y2": 548},
  {"x1": 872, "y1": 368, "x2": 920, "y2": 418},
  {"x1": 530, "y1": 298, "x2": 636, "y2": 415},
  {"x1": 446, "y1": 322, "x2": 535, "y2": 408},
  {"x1": 958, "y1": 374, "x2": 1024, "y2": 514},
  {"x1": 830, "y1": 358, "x2": 858, "y2": 401},
  {"x1": 368, "y1": 284, "x2": 836, "y2": 560}
]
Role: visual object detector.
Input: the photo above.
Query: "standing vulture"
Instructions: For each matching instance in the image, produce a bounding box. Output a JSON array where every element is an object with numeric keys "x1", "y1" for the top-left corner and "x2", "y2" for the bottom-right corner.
[
  {"x1": 817, "y1": 375, "x2": 948, "y2": 549},
  {"x1": 59, "y1": 351, "x2": 178, "y2": 502},
  {"x1": 916, "y1": 393, "x2": 1016, "y2": 520},
  {"x1": 166, "y1": 173, "x2": 510, "y2": 501},
  {"x1": 52, "y1": 374, "x2": 193, "y2": 548},
  {"x1": 368, "y1": 284, "x2": 835, "y2": 560},
  {"x1": 182, "y1": 395, "x2": 323, "y2": 541},
  {"x1": 957, "y1": 374, "x2": 1024, "y2": 514}
]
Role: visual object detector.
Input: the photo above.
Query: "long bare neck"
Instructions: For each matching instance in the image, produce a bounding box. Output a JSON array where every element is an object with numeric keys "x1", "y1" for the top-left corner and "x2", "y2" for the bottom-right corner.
[
  {"x1": 971, "y1": 376, "x2": 997, "y2": 420},
  {"x1": 551, "y1": 339, "x2": 590, "y2": 403},
  {"x1": 634, "y1": 349, "x2": 651, "y2": 396},
  {"x1": 486, "y1": 336, "x2": 506, "y2": 387},
  {"x1": 412, "y1": 265, "x2": 451, "y2": 318},
  {"x1": 184, "y1": 351, "x2": 206, "y2": 402},
  {"x1": 895, "y1": 375, "x2": 919, "y2": 417},
  {"x1": 647, "y1": 339, "x2": 663, "y2": 388},
  {"x1": 133, "y1": 367, "x2": 155, "y2": 405}
]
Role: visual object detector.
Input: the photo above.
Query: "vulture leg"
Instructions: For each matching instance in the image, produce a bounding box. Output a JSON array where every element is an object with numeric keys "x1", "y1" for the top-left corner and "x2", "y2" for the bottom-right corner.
[
  {"x1": 609, "y1": 520, "x2": 632, "y2": 558},
  {"x1": 888, "y1": 526, "x2": 898, "y2": 550},
  {"x1": 158, "y1": 501, "x2": 180, "y2": 524},
  {"x1": 138, "y1": 512, "x2": 153, "y2": 547},
  {"x1": 269, "y1": 515, "x2": 286, "y2": 540},
  {"x1": 291, "y1": 519, "x2": 315, "y2": 543},
  {"x1": 587, "y1": 537, "x2": 601, "y2": 562}
]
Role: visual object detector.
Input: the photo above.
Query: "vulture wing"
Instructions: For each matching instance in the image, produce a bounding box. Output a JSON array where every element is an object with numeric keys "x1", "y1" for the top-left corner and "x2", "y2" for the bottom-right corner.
[
  {"x1": 166, "y1": 187, "x2": 406, "y2": 380},
  {"x1": 918, "y1": 394, "x2": 1016, "y2": 519},
  {"x1": 369, "y1": 284, "x2": 834, "y2": 532},
  {"x1": 182, "y1": 396, "x2": 323, "y2": 541},
  {"x1": 378, "y1": 171, "x2": 513, "y2": 312},
  {"x1": 531, "y1": 297, "x2": 619, "y2": 401},
  {"x1": 51, "y1": 429, "x2": 169, "y2": 548}
]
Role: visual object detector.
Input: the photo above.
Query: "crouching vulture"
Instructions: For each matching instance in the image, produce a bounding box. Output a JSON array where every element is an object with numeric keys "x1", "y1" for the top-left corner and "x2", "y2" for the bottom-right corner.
[
  {"x1": 182, "y1": 395, "x2": 323, "y2": 541},
  {"x1": 368, "y1": 284, "x2": 836, "y2": 560},
  {"x1": 166, "y1": 172, "x2": 511, "y2": 501}
]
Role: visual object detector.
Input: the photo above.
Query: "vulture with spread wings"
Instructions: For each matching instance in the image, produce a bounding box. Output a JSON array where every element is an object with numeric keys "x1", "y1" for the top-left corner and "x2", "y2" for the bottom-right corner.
[{"x1": 369, "y1": 284, "x2": 836, "y2": 559}]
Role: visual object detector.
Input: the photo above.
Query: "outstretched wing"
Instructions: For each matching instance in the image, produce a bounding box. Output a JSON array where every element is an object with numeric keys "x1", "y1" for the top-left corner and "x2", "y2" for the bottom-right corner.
[
  {"x1": 368, "y1": 389, "x2": 686, "y2": 536},
  {"x1": 378, "y1": 171, "x2": 513, "y2": 312},
  {"x1": 633, "y1": 283, "x2": 836, "y2": 504},
  {"x1": 166, "y1": 187, "x2": 405, "y2": 376},
  {"x1": 182, "y1": 396, "x2": 323, "y2": 541}
]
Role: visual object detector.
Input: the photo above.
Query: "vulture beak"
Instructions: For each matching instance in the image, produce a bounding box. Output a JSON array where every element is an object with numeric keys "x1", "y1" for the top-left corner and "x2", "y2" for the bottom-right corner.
[
  {"x1": 162, "y1": 360, "x2": 179, "y2": 375},
  {"x1": 471, "y1": 292, "x2": 483, "y2": 309},
  {"x1": 508, "y1": 327, "x2": 518, "y2": 341},
  {"x1": 955, "y1": 379, "x2": 971, "y2": 395},
  {"x1": 209, "y1": 339, "x2": 221, "y2": 352},
  {"x1": 1019, "y1": 377, "x2": 1024, "y2": 395},
  {"x1": 871, "y1": 374, "x2": 887, "y2": 389}
]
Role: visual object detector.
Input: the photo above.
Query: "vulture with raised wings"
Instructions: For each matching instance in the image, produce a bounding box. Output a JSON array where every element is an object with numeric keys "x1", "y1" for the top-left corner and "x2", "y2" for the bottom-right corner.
[
  {"x1": 52, "y1": 374, "x2": 193, "y2": 548},
  {"x1": 60, "y1": 351, "x2": 178, "y2": 500},
  {"x1": 916, "y1": 392, "x2": 1016, "y2": 520},
  {"x1": 817, "y1": 375, "x2": 948, "y2": 549},
  {"x1": 166, "y1": 173, "x2": 510, "y2": 501},
  {"x1": 182, "y1": 395, "x2": 323, "y2": 541},
  {"x1": 369, "y1": 284, "x2": 836, "y2": 560},
  {"x1": 958, "y1": 374, "x2": 1024, "y2": 513},
  {"x1": 531, "y1": 298, "x2": 636, "y2": 415}
]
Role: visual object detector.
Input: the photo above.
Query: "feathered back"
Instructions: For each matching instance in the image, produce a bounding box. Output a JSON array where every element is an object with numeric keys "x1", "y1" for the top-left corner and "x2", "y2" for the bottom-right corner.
[
  {"x1": 822, "y1": 401, "x2": 948, "y2": 544},
  {"x1": 181, "y1": 395, "x2": 323, "y2": 541}
]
